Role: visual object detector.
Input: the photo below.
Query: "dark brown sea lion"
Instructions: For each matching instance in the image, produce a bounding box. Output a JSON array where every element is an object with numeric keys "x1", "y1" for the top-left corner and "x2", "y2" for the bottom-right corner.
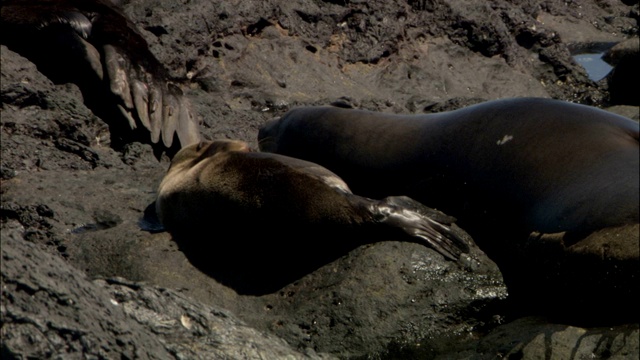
[
  {"x1": 155, "y1": 139, "x2": 470, "y2": 262},
  {"x1": 258, "y1": 97, "x2": 639, "y2": 322},
  {"x1": 258, "y1": 97, "x2": 639, "y2": 241},
  {"x1": 1, "y1": 0, "x2": 201, "y2": 152}
]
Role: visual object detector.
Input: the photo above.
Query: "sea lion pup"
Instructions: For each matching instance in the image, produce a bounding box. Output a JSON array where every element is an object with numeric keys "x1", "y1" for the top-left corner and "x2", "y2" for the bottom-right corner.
[
  {"x1": 155, "y1": 139, "x2": 470, "y2": 261},
  {"x1": 1, "y1": 0, "x2": 201, "y2": 152},
  {"x1": 258, "y1": 97, "x2": 639, "y2": 322}
]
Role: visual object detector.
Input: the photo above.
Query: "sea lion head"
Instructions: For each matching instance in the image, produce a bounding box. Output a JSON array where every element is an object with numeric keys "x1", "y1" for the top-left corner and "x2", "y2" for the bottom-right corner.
[
  {"x1": 168, "y1": 139, "x2": 251, "y2": 172},
  {"x1": 156, "y1": 139, "x2": 251, "y2": 228}
]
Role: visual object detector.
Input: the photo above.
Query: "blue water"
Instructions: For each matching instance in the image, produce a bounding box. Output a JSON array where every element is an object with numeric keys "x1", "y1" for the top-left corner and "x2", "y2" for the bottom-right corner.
[{"x1": 573, "y1": 53, "x2": 613, "y2": 82}]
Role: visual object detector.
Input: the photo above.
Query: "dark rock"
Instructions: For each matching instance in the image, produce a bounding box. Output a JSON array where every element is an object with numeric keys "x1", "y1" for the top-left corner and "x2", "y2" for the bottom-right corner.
[
  {"x1": 473, "y1": 317, "x2": 639, "y2": 359},
  {"x1": 498, "y1": 224, "x2": 640, "y2": 326},
  {"x1": 1, "y1": 232, "x2": 172, "y2": 358},
  {"x1": 371, "y1": 317, "x2": 639, "y2": 359},
  {"x1": 603, "y1": 38, "x2": 640, "y2": 66},
  {"x1": 603, "y1": 38, "x2": 640, "y2": 105},
  {"x1": 606, "y1": 105, "x2": 640, "y2": 121},
  {"x1": 1, "y1": 235, "x2": 331, "y2": 359}
]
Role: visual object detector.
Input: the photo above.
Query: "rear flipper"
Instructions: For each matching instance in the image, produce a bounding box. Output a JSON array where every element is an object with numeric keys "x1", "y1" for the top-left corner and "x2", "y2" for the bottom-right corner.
[
  {"x1": 375, "y1": 196, "x2": 470, "y2": 261},
  {"x1": 138, "y1": 201, "x2": 166, "y2": 233}
]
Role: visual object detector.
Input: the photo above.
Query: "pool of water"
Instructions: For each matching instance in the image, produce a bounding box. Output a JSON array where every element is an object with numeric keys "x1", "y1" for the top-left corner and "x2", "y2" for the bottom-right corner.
[
  {"x1": 570, "y1": 42, "x2": 616, "y2": 82},
  {"x1": 573, "y1": 53, "x2": 613, "y2": 81}
]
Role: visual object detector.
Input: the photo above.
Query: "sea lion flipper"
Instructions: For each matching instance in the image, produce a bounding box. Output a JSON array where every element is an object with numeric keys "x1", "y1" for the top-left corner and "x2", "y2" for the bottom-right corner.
[
  {"x1": 1, "y1": 3, "x2": 93, "y2": 38},
  {"x1": 376, "y1": 196, "x2": 470, "y2": 261},
  {"x1": 161, "y1": 88, "x2": 180, "y2": 148},
  {"x1": 382, "y1": 195, "x2": 458, "y2": 224},
  {"x1": 132, "y1": 80, "x2": 151, "y2": 130},
  {"x1": 148, "y1": 85, "x2": 163, "y2": 144},
  {"x1": 416, "y1": 215, "x2": 470, "y2": 258},
  {"x1": 97, "y1": 16, "x2": 200, "y2": 148},
  {"x1": 116, "y1": 104, "x2": 137, "y2": 130},
  {"x1": 50, "y1": 10, "x2": 94, "y2": 38},
  {"x1": 103, "y1": 44, "x2": 134, "y2": 110},
  {"x1": 1, "y1": 0, "x2": 203, "y2": 152},
  {"x1": 176, "y1": 96, "x2": 202, "y2": 147},
  {"x1": 139, "y1": 201, "x2": 166, "y2": 233},
  {"x1": 73, "y1": 33, "x2": 104, "y2": 80}
]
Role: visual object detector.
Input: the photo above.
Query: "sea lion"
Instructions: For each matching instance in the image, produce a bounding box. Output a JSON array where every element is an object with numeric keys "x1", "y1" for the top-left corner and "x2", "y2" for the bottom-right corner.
[
  {"x1": 258, "y1": 97, "x2": 639, "y2": 242},
  {"x1": 1, "y1": 0, "x2": 201, "y2": 152},
  {"x1": 258, "y1": 97, "x2": 639, "y2": 321},
  {"x1": 155, "y1": 139, "x2": 470, "y2": 262}
]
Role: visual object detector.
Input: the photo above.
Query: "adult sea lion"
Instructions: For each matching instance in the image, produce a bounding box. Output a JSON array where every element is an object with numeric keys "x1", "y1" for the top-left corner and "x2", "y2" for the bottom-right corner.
[
  {"x1": 1, "y1": 0, "x2": 201, "y2": 152},
  {"x1": 258, "y1": 97, "x2": 639, "y2": 322},
  {"x1": 258, "y1": 97, "x2": 639, "y2": 242},
  {"x1": 155, "y1": 139, "x2": 470, "y2": 262}
]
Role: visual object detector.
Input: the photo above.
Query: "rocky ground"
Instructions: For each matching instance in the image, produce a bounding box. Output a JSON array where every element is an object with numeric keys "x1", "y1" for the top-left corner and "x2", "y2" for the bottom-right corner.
[{"x1": 2, "y1": 0, "x2": 639, "y2": 358}]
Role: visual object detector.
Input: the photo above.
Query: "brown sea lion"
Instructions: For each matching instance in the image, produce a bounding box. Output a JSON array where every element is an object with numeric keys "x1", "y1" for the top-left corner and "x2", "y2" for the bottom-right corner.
[
  {"x1": 1, "y1": 0, "x2": 201, "y2": 152},
  {"x1": 155, "y1": 139, "x2": 470, "y2": 262}
]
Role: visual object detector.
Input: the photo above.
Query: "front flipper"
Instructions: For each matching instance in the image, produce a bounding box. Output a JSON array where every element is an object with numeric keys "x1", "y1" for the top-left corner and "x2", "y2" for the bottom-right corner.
[
  {"x1": 374, "y1": 196, "x2": 470, "y2": 261},
  {"x1": 138, "y1": 201, "x2": 166, "y2": 233},
  {"x1": 0, "y1": 0, "x2": 202, "y2": 153}
]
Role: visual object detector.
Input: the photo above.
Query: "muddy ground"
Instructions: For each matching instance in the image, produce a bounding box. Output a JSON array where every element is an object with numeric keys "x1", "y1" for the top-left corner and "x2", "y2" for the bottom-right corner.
[{"x1": 2, "y1": 0, "x2": 639, "y2": 358}]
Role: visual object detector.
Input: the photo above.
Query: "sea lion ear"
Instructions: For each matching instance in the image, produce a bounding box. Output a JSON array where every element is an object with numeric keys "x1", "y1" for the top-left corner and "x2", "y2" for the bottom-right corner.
[{"x1": 176, "y1": 95, "x2": 202, "y2": 147}]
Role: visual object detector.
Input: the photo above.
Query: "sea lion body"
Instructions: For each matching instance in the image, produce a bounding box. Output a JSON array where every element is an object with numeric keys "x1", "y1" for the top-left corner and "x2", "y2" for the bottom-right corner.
[
  {"x1": 258, "y1": 97, "x2": 639, "y2": 241},
  {"x1": 156, "y1": 140, "x2": 470, "y2": 261},
  {"x1": 258, "y1": 97, "x2": 640, "y2": 321}
]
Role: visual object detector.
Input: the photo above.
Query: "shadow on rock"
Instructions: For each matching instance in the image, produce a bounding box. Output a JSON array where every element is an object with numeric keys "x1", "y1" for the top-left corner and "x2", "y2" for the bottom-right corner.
[
  {"x1": 474, "y1": 317, "x2": 640, "y2": 359},
  {"x1": 141, "y1": 202, "x2": 362, "y2": 295},
  {"x1": 494, "y1": 224, "x2": 640, "y2": 326}
]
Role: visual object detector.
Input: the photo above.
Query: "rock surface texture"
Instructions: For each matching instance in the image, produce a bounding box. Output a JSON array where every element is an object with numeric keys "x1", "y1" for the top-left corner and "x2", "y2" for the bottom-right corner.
[{"x1": 2, "y1": 0, "x2": 638, "y2": 359}]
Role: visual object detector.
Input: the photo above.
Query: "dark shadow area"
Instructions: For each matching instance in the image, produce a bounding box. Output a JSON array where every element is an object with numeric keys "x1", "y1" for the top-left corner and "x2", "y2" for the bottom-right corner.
[
  {"x1": 138, "y1": 202, "x2": 166, "y2": 233},
  {"x1": 606, "y1": 52, "x2": 640, "y2": 106},
  {"x1": 140, "y1": 201, "x2": 363, "y2": 295},
  {"x1": 171, "y1": 230, "x2": 362, "y2": 295},
  {"x1": 485, "y1": 228, "x2": 640, "y2": 327}
]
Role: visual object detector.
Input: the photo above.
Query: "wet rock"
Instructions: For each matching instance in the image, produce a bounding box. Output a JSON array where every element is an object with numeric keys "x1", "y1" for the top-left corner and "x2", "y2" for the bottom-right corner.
[
  {"x1": 606, "y1": 105, "x2": 640, "y2": 121},
  {"x1": 224, "y1": 240, "x2": 507, "y2": 357}
]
